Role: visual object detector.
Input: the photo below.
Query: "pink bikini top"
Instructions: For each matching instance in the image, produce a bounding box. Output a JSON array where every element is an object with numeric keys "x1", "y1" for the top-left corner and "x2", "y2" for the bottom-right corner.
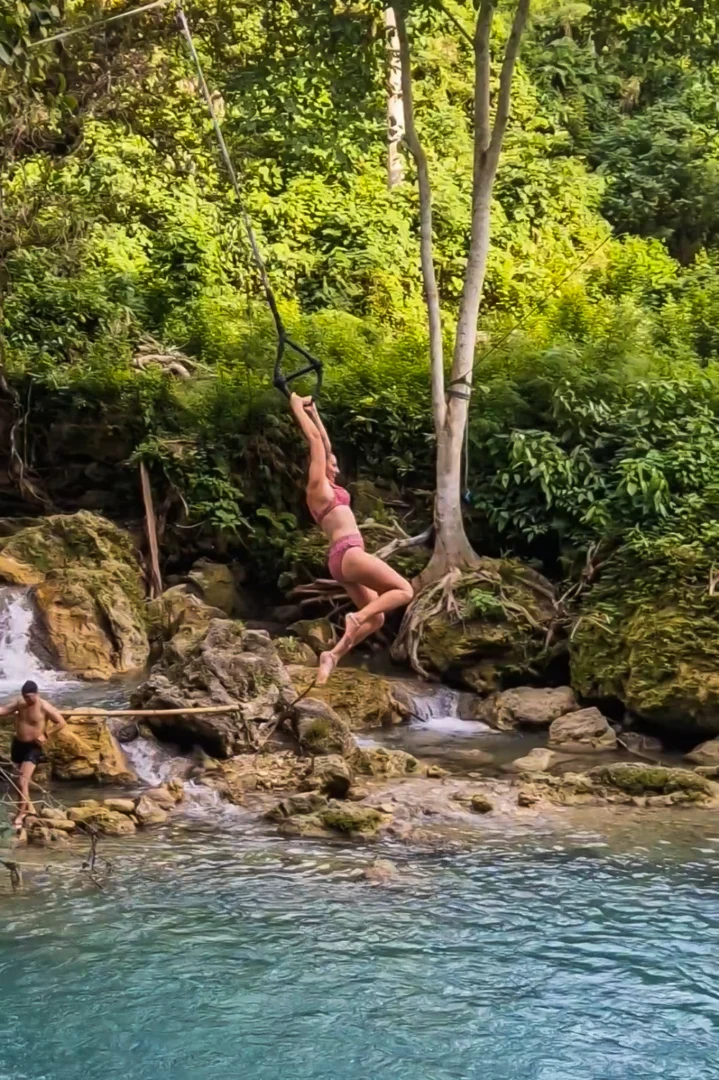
[{"x1": 311, "y1": 483, "x2": 352, "y2": 525}]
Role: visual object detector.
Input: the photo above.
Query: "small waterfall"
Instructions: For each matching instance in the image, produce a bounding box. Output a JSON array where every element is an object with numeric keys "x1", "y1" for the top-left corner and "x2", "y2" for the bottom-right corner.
[
  {"x1": 403, "y1": 684, "x2": 463, "y2": 722},
  {"x1": 118, "y1": 730, "x2": 185, "y2": 787},
  {"x1": 0, "y1": 587, "x2": 80, "y2": 699},
  {"x1": 117, "y1": 725, "x2": 230, "y2": 812},
  {"x1": 396, "y1": 680, "x2": 489, "y2": 736}
]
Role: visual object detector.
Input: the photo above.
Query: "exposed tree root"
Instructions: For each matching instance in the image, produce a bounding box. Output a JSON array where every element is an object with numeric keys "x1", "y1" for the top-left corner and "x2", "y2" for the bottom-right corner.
[
  {"x1": 0, "y1": 369, "x2": 51, "y2": 508},
  {"x1": 393, "y1": 562, "x2": 560, "y2": 678}
]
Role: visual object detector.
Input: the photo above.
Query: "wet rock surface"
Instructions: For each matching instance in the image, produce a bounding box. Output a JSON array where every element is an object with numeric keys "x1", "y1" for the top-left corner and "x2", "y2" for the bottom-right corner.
[
  {"x1": 548, "y1": 707, "x2": 617, "y2": 753},
  {"x1": 0, "y1": 512, "x2": 149, "y2": 679},
  {"x1": 290, "y1": 666, "x2": 410, "y2": 730},
  {"x1": 395, "y1": 560, "x2": 556, "y2": 692},
  {"x1": 485, "y1": 686, "x2": 578, "y2": 730},
  {"x1": 132, "y1": 620, "x2": 295, "y2": 757}
]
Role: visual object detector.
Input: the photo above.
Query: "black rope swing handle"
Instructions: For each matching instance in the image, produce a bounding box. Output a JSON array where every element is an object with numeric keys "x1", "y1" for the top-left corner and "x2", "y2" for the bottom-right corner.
[{"x1": 176, "y1": 5, "x2": 323, "y2": 401}]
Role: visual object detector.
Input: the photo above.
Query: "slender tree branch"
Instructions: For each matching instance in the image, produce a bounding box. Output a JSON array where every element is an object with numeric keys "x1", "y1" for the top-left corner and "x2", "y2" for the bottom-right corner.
[
  {"x1": 488, "y1": 0, "x2": 531, "y2": 163},
  {"x1": 474, "y1": 0, "x2": 494, "y2": 155},
  {"x1": 435, "y1": 0, "x2": 473, "y2": 46},
  {"x1": 392, "y1": 0, "x2": 446, "y2": 434}
]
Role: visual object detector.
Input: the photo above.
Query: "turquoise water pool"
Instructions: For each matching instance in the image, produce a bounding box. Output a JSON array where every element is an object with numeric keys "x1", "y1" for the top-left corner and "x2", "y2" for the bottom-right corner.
[{"x1": 1, "y1": 813, "x2": 718, "y2": 1080}]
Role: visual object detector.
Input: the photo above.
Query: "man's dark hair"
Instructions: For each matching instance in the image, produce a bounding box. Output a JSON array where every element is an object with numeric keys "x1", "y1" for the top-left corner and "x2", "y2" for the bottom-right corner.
[{"x1": 21, "y1": 680, "x2": 38, "y2": 695}]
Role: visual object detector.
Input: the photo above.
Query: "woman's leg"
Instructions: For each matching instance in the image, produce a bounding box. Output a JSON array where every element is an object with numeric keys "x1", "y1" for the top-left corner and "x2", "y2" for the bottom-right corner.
[
  {"x1": 317, "y1": 552, "x2": 412, "y2": 683},
  {"x1": 317, "y1": 581, "x2": 384, "y2": 683}
]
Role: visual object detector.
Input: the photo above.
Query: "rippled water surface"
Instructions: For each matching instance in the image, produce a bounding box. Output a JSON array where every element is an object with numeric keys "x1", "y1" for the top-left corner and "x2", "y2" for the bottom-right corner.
[{"x1": 2, "y1": 814, "x2": 719, "y2": 1080}]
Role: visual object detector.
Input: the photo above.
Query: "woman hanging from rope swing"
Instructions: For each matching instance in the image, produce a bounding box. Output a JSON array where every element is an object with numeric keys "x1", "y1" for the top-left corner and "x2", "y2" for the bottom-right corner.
[{"x1": 290, "y1": 393, "x2": 414, "y2": 684}]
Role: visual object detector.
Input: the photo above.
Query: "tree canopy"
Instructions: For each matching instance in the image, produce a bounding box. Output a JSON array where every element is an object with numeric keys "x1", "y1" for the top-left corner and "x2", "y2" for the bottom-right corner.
[{"x1": 2, "y1": 0, "x2": 719, "y2": 588}]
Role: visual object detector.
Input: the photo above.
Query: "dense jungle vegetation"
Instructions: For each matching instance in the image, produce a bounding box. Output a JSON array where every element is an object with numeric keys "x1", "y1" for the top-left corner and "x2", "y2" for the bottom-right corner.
[{"x1": 2, "y1": 0, "x2": 719, "y2": 592}]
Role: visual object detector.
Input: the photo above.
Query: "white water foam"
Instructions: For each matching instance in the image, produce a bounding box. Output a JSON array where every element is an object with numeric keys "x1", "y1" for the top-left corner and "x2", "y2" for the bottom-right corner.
[
  {"x1": 398, "y1": 681, "x2": 489, "y2": 736},
  {"x1": 118, "y1": 725, "x2": 231, "y2": 813},
  {"x1": 0, "y1": 586, "x2": 81, "y2": 700}
]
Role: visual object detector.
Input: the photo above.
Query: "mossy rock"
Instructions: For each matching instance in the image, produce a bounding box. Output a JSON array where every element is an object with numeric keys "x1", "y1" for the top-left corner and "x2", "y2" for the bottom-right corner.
[
  {"x1": 318, "y1": 803, "x2": 386, "y2": 836},
  {"x1": 0, "y1": 512, "x2": 148, "y2": 679},
  {"x1": 288, "y1": 618, "x2": 337, "y2": 655},
  {"x1": 146, "y1": 584, "x2": 225, "y2": 658},
  {"x1": 275, "y1": 636, "x2": 318, "y2": 666},
  {"x1": 290, "y1": 667, "x2": 410, "y2": 730},
  {"x1": 398, "y1": 559, "x2": 556, "y2": 690},
  {"x1": 589, "y1": 763, "x2": 714, "y2": 798},
  {"x1": 132, "y1": 621, "x2": 295, "y2": 758},
  {"x1": 293, "y1": 697, "x2": 356, "y2": 757},
  {"x1": 571, "y1": 545, "x2": 719, "y2": 736},
  {"x1": 353, "y1": 746, "x2": 419, "y2": 777}
]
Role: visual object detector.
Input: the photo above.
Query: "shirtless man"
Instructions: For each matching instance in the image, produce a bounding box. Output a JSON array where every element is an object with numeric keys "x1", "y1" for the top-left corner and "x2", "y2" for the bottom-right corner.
[{"x1": 0, "y1": 680, "x2": 66, "y2": 827}]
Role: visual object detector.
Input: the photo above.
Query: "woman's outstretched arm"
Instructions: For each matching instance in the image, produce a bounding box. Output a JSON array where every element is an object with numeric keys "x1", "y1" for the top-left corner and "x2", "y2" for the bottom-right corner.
[
  {"x1": 290, "y1": 393, "x2": 327, "y2": 488},
  {"x1": 307, "y1": 402, "x2": 332, "y2": 457}
]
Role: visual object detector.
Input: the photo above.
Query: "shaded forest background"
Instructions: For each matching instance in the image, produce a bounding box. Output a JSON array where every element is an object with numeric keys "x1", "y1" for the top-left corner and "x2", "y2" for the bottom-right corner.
[{"x1": 2, "y1": 0, "x2": 719, "y2": 596}]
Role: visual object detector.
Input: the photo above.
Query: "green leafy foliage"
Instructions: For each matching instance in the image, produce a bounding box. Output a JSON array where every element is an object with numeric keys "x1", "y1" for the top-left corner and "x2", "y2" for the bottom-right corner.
[{"x1": 4, "y1": 0, "x2": 719, "y2": 603}]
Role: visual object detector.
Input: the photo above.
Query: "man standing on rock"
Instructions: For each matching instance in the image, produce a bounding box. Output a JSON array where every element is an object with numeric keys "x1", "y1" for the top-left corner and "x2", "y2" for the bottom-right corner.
[{"x1": 0, "y1": 681, "x2": 67, "y2": 827}]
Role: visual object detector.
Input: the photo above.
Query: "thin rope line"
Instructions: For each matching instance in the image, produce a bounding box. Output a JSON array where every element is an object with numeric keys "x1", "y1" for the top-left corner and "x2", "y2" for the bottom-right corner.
[
  {"x1": 27, "y1": 0, "x2": 172, "y2": 49},
  {"x1": 175, "y1": 3, "x2": 284, "y2": 331}
]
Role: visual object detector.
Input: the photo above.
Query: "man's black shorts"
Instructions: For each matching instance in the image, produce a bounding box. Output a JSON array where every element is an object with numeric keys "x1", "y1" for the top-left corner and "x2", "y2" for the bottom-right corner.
[{"x1": 10, "y1": 739, "x2": 43, "y2": 766}]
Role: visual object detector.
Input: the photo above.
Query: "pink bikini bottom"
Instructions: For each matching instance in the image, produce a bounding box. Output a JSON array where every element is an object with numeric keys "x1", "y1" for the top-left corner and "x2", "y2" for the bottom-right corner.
[{"x1": 327, "y1": 533, "x2": 364, "y2": 583}]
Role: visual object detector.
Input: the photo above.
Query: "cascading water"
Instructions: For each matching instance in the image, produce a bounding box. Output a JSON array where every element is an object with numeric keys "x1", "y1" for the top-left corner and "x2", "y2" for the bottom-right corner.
[
  {"x1": 116, "y1": 730, "x2": 226, "y2": 811},
  {"x1": 0, "y1": 586, "x2": 80, "y2": 700},
  {"x1": 398, "y1": 680, "x2": 489, "y2": 736}
]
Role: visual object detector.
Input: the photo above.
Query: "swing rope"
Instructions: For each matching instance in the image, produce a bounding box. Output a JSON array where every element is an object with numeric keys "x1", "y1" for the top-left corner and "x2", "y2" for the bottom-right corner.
[
  {"x1": 29, "y1": 0, "x2": 323, "y2": 401},
  {"x1": 175, "y1": 4, "x2": 323, "y2": 400}
]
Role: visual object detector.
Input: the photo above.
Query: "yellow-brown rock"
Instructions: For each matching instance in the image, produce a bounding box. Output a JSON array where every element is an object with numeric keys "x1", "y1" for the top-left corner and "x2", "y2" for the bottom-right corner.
[
  {"x1": 146, "y1": 584, "x2": 225, "y2": 658},
  {"x1": 35, "y1": 569, "x2": 148, "y2": 680},
  {"x1": 0, "y1": 512, "x2": 149, "y2": 679},
  {"x1": 67, "y1": 804, "x2": 137, "y2": 835},
  {"x1": 45, "y1": 716, "x2": 136, "y2": 783},
  {"x1": 290, "y1": 667, "x2": 410, "y2": 730}
]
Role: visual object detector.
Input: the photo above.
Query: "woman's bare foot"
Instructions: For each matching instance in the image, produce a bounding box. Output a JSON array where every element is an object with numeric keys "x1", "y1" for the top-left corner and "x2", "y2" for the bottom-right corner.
[
  {"x1": 317, "y1": 651, "x2": 337, "y2": 685},
  {"x1": 12, "y1": 813, "x2": 26, "y2": 830}
]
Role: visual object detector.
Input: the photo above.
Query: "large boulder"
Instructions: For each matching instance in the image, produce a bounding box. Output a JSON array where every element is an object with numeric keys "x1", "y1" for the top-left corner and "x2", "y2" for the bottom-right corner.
[
  {"x1": 486, "y1": 686, "x2": 578, "y2": 730},
  {"x1": 187, "y1": 559, "x2": 253, "y2": 616},
  {"x1": 571, "y1": 546, "x2": 719, "y2": 736},
  {"x1": 290, "y1": 667, "x2": 410, "y2": 730},
  {"x1": 548, "y1": 707, "x2": 617, "y2": 753},
  {"x1": 46, "y1": 716, "x2": 135, "y2": 783},
  {"x1": 293, "y1": 699, "x2": 356, "y2": 758},
  {"x1": 393, "y1": 560, "x2": 556, "y2": 691},
  {"x1": 146, "y1": 584, "x2": 225, "y2": 658},
  {"x1": 0, "y1": 512, "x2": 148, "y2": 679},
  {"x1": 131, "y1": 619, "x2": 294, "y2": 757},
  {"x1": 686, "y1": 738, "x2": 719, "y2": 767},
  {"x1": 0, "y1": 712, "x2": 134, "y2": 783},
  {"x1": 517, "y1": 764, "x2": 717, "y2": 808}
]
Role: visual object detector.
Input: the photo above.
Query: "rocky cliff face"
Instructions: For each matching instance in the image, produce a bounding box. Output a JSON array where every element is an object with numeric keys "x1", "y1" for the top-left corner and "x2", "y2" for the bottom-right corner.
[{"x1": 0, "y1": 512, "x2": 149, "y2": 679}]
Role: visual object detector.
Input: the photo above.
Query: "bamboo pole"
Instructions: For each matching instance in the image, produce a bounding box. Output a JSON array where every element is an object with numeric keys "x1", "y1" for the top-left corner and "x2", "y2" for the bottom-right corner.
[{"x1": 62, "y1": 705, "x2": 241, "y2": 718}]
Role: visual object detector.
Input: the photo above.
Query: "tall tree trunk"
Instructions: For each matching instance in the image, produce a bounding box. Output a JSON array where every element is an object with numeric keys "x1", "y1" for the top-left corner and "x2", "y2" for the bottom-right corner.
[
  {"x1": 385, "y1": 7, "x2": 405, "y2": 189},
  {"x1": 393, "y1": 1, "x2": 445, "y2": 434},
  {"x1": 423, "y1": 0, "x2": 531, "y2": 581}
]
